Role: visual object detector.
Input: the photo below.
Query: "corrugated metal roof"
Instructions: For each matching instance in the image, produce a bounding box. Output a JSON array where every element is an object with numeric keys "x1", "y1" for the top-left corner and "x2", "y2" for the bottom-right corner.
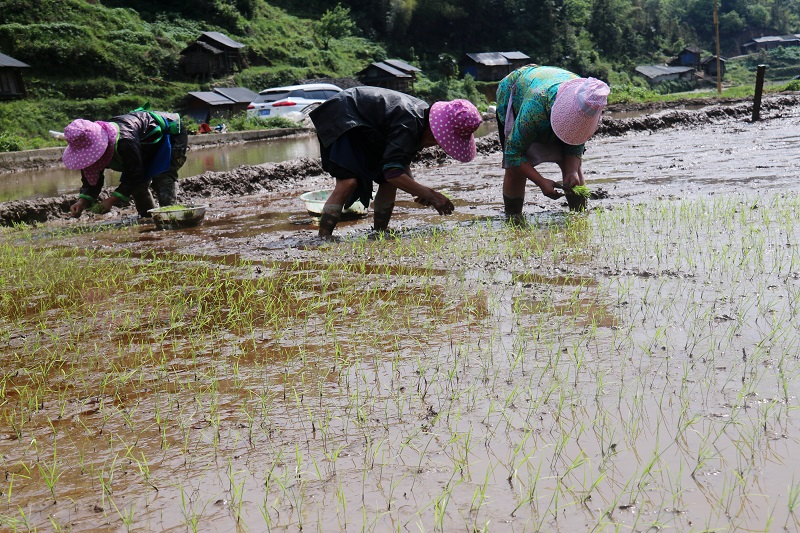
[
  {"x1": 212, "y1": 87, "x2": 258, "y2": 103},
  {"x1": 500, "y1": 51, "x2": 530, "y2": 60},
  {"x1": 188, "y1": 91, "x2": 236, "y2": 105},
  {"x1": 371, "y1": 62, "x2": 411, "y2": 77},
  {"x1": 384, "y1": 59, "x2": 420, "y2": 72},
  {"x1": 181, "y1": 40, "x2": 223, "y2": 55},
  {"x1": 465, "y1": 52, "x2": 509, "y2": 66},
  {"x1": 201, "y1": 31, "x2": 245, "y2": 49},
  {"x1": 465, "y1": 51, "x2": 529, "y2": 65},
  {"x1": 0, "y1": 52, "x2": 30, "y2": 68},
  {"x1": 635, "y1": 65, "x2": 694, "y2": 78},
  {"x1": 701, "y1": 55, "x2": 727, "y2": 65},
  {"x1": 755, "y1": 36, "x2": 790, "y2": 43}
]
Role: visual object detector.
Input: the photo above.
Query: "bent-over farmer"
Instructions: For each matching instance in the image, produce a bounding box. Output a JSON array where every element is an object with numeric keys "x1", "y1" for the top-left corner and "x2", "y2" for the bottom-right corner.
[
  {"x1": 62, "y1": 109, "x2": 189, "y2": 218},
  {"x1": 496, "y1": 65, "x2": 609, "y2": 216},
  {"x1": 309, "y1": 86, "x2": 482, "y2": 237}
]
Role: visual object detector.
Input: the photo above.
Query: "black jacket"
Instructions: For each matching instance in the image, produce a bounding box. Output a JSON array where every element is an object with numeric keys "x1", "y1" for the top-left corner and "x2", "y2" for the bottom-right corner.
[{"x1": 309, "y1": 87, "x2": 429, "y2": 172}]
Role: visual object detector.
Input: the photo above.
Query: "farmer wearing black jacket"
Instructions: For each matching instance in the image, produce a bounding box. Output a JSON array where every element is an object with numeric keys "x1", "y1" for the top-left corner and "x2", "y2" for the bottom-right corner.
[
  {"x1": 62, "y1": 110, "x2": 188, "y2": 218},
  {"x1": 309, "y1": 86, "x2": 482, "y2": 237}
]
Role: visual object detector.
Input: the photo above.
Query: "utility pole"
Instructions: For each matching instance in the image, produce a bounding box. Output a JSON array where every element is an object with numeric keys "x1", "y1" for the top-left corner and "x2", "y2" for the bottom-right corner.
[{"x1": 714, "y1": 0, "x2": 722, "y2": 93}]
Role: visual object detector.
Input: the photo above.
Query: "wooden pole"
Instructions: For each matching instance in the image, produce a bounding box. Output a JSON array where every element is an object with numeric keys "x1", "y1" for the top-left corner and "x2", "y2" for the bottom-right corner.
[
  {"x1": 713, "y1": 0, "x2": 722, "y2": 93},
  {"x1": 752, "y1": 64, "x2": 766, "y2": 121}
]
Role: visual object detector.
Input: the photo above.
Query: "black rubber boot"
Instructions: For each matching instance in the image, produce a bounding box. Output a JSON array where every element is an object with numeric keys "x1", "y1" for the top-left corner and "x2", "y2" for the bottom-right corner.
[
  {"x1": 318, "y1": 204, "x2": 342, "y2": 237},
  {"x1": 132, "y1": 189, "x2": 157, "y2": 218},
  {"x1": 373, "y1": 203, "x2": 394, "y2": 232},
  {"x1": 503, "y1": 195, "x2": 525, "y2": 225}
]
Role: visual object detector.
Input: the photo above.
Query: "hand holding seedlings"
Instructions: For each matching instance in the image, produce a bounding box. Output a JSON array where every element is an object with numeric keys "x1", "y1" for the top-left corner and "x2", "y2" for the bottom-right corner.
[{"x1": 414, "y1": 190, "x2": 454, "y2": 215}]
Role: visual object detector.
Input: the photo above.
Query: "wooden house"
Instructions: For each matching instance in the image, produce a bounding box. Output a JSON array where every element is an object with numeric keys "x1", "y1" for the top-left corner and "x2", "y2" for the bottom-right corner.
[
  {"x1": 634, "y1": 65, "x2": 695, "y2": 85},
  {"x1": 356, "y1": 59, "x2": 421, "y2": 93},
  {"x1": 461, "y1": 52, "x2": 530, "y2": 81},
  {"x1": 701, "y1": 56, "x2": 727, "y2": 78},
  {"x1": 742, "y1": 35, "x2": 800, "y2": 54},
  {"x1": 184, "y1": 87, "x2": 258, "y2": 123},
  {"x1": 668, "y1": 47, "x2": 702, "y2": 70},
  {"x1": 180, "y1": 31, "x2": 245, "y2": 78},
  {"x1": 0, "y1": 52, "x2": 30, "y2": 99}
]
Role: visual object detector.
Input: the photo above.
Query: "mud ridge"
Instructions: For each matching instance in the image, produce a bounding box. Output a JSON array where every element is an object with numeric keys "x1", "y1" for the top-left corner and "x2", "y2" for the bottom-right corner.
[{"x1": 1, "y1": 94, "x2": 798, "y2": 227}]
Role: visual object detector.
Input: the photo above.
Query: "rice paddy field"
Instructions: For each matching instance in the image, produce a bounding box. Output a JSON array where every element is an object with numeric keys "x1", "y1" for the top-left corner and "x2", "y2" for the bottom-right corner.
[
  {"x1": 2, "y1": 107, "x2": 800, "y2": 531},
  {"x1": 1, "y1": 191, "x2": 799, "y2": 532}
]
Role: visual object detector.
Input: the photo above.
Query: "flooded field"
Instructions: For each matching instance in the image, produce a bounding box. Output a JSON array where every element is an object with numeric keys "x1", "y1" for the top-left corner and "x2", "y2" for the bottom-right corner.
[
  {"x1": 2, "y1": 104, "x2": 800, "y2": 531},
  {"x1": 0, "y1": 134, "x2": 322, "y2": 203}
]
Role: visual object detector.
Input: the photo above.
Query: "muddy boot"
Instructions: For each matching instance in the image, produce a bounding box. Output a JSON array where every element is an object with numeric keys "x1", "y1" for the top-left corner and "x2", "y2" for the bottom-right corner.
[
  {"x1": 152, "y1": 173, "x2": 178, "y2": 207},
  {"x1": 373, "y1": 203, "x2": 394, "y2": 232},
  {"x1": 131, "y1": 188, "x2": 157, "y2": 218},
  {"x1": 503, "y1": 195, "x2": 526, "y2": 226},
  {"x1": 318, "y1": 203, "x2": 342, "y2": 238}
]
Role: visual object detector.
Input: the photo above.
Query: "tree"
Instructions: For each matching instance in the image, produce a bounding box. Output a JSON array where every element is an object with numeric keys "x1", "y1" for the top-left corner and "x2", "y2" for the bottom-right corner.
[
  {"x1": 589, "y1": 0, "x2": 623, "y2": 56},
  {"x1": 316, "y1": 4, "x2": 357, "y2": 49}
]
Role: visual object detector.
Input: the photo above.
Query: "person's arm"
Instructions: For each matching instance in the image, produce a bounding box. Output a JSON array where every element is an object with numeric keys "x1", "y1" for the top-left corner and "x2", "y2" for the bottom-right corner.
[
  {"x1": 561, "y1": 154, "x2": 584, "y2": 189},
  {"x1": 385, "y1": 172, "x2": 454, "y2": 215},
  {"x1": 506, "y1": 162, "x2": 563, "y2": 200},
  {"x1": 70, "y1": 171, "x2": 105, "y2": 217}
]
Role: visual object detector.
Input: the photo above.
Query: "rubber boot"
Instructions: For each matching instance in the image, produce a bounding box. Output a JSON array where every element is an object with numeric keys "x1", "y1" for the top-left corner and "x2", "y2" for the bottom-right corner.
[
  {"x1": 373, "y1": 202, "x2": 394, "y2": 232},
  {"x1": 131, "y1": 188, "x2": 157, "y2": 218},
  {"x1": 319, "y1": 203, "x2": 342, "y2": 237},
  {"x1": 503, "y1": 194, "x2": 525, "y2": 226},
  {"x1": 152, "y1": 174, "x2": 178, "y2": 207}
]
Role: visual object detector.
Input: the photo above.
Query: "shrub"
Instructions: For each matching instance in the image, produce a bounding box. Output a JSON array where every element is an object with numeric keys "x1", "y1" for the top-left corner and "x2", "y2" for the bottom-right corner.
[
  {"x1": 223, "y1": 112, "x2": 272, "y2": 131},
  {"x1": 261, "y1": 116, "x2": 302, "y2": 129},
  {"x1": 0, "y1": 132, "x2": 26, "y2": 152}
]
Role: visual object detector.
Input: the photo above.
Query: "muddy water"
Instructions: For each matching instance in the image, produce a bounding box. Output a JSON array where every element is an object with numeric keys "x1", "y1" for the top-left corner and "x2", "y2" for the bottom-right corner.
[
  {"x1": 0, "y1": 122, "x2": 498, "y2": 203},
  {"x1": 0, "y1": 135, "x2": 322, "y2": 202},
  {"x1": 4, "y1": 103, "x2": 800, "y2": 531}
]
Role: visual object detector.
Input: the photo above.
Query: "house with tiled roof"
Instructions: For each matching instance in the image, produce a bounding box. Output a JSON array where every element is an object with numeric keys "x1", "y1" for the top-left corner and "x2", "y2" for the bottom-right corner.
[{"x1": 0, "y1": 52, "x2": 30, "y2": 99}]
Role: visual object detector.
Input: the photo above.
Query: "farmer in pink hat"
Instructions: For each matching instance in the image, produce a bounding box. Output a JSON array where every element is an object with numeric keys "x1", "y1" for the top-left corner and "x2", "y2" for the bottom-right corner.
[
  {"x1": 62, "y1": 108, "x2": 188, "y2": 219},
  {"x1": 496, "y1": 65, "x2": 610, "y2": 215},
  {"x1": 309, "y1": 87, "x2": 482, "y2": 237}
]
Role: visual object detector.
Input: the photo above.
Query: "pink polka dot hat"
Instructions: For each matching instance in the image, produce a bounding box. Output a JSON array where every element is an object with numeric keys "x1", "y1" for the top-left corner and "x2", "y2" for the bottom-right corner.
[
  {"x1": 62, "y1": 119, "x2": 110, "y2": 170},
  {"x1": 429, "y1": 99, "x2": 482, "y2": 162},
  {"x1": 62, "y1": 119, "x2": 118, "y2": 185},
  {"x1": 551, "y1": 77, "x2": 610, "y2": 146}
]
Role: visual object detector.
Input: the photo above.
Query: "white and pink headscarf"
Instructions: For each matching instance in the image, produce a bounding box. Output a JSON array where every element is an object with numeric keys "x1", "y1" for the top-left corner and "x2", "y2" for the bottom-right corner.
[{"x1": 551, "y1": 77, "x2": 610, "y2": 146}]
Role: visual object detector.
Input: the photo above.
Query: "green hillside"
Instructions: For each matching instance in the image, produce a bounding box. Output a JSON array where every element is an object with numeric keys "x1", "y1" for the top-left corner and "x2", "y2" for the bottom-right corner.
[
  {"x1": 0, "y1": 0, "x2": 385, "y2": 149},
  {"x1": 2, "y1": 0, "x2": 800, "y2": 150}
]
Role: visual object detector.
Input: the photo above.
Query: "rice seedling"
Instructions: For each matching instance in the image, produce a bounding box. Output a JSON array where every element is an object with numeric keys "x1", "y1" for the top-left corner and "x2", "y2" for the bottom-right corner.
[{"x1": 2, "y1": 189, "x2": 800, "y2": 530}]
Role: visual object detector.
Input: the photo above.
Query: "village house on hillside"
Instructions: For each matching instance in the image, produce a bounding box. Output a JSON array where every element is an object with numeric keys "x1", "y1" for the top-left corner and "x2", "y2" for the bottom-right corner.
[
  {"x1": 702, "y1": 55, "x2": 727, "y2": 78},
  {"x1": 0, "y1": 52, "x2": 30, "y2": 99},
  {"x1": 741, "y1": 34, "x2": 800, "y2": 54},
  {"x1": 668, "y1": 47, "x2": 702, "y2": 70},
  {"x1": 634, "y1": 65, "x2": 695, "y2": 85},
  {"x1": 461, "y1": 52, "x2": 530, "y2": 81},
  {"x1": 184, "y1": 86, "x2": 258, "y2": 123},
  {"x1": 180, "y1": 31, "x2": 246, "y2": 79},
  {"x1": 356, "y1": 59, "x2": 421, "y2": 93}
]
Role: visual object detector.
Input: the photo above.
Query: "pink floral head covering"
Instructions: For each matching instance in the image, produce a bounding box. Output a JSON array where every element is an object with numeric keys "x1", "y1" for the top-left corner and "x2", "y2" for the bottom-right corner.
[
  {"x1": 551, "y1": 77, "x2": 610, "y2": 146},
  {"x1": 429, "y1": 99, "x2": 482, "y2": 162},
  {"x1": 62, "y1": 119, "x2": 118, "y2": 185}
]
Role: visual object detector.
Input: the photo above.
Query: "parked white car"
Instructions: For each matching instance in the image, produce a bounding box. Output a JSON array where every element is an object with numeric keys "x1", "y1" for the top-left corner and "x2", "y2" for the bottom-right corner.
[{"x1": 247, "y1": 83, "x2": 342, "y2": 120}]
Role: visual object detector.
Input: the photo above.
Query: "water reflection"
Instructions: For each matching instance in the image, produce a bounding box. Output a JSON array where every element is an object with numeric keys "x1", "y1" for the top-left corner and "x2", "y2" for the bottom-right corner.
[
  {"x1": 0, "y1": 135, "x2": 322, "y2": 202},
  {"x1": 0, "y1": 122, "x2": 497, "y2": 203}
]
